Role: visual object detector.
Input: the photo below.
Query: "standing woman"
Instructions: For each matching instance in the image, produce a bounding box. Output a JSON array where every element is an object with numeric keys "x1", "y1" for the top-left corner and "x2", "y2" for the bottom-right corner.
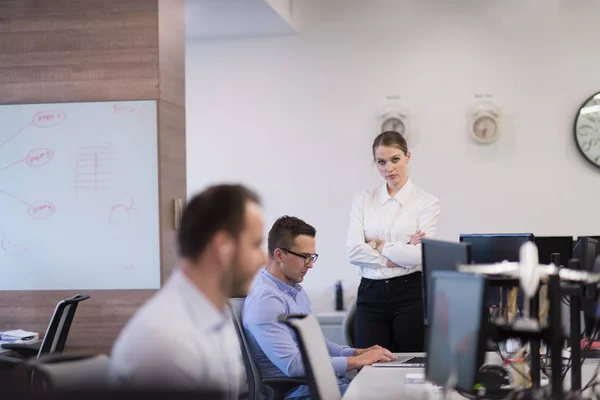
[{"x1": 347, "y1": 131, "x2": 440, "y2": 352}]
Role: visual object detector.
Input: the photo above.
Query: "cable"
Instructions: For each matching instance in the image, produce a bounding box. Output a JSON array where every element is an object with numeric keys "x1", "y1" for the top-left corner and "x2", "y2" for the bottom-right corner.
[{"x1": 581, "y1": 323, "x2": 600, "y2": 391}]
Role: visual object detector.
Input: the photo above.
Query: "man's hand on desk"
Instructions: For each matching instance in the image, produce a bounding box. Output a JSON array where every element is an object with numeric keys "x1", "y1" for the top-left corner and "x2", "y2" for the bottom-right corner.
[
  {"x1": 353, "y1": 345, "x2": 383, "y2": 356},
  {"x1": 347, "y1": 347, "x2": 396, "y2": 370}
]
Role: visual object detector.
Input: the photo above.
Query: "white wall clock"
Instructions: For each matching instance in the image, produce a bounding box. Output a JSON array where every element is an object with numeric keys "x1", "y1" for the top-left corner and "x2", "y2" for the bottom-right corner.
[
  {"x1": 468, "y1": 101, "x2": 500, "y2": 145},
  {"x1": 574, "y1": 92, "x2": 600, "y2": 169},
  {"x1": 379, "y1": 103, "x2": 411, "y2": 141}
]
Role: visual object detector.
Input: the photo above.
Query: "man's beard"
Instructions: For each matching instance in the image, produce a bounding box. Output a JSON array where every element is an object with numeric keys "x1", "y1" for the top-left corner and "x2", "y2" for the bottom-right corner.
[{"x1": 221, "y1": 249, "x2": 249, "y2": 298}]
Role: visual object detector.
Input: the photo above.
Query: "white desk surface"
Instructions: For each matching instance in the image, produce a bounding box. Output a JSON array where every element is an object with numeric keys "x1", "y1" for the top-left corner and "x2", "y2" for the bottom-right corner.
[{"x1": 343, "y1": 352, "x2": 600, "y2": 400}]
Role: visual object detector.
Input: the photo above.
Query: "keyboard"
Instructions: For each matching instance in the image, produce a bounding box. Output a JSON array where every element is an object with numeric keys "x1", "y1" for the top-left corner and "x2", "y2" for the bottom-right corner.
[{"x1": 403, "y1": 356, "x2": 426, "y2": 364}]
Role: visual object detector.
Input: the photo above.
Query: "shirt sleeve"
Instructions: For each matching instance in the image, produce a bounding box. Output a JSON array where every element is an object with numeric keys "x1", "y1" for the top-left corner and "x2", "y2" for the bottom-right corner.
[
  {"x1": 243, "y1": 291, "x2": 349, "y2": 377},
  {"x1": 346, "y1": 191, "x2": 389, "y2": 269},
  {"x1": 326, "y1": 339, "x2": 356, "y2": 358},
  {"x1": 381, "y1": 196, "x2": 441, "y2": 267}
]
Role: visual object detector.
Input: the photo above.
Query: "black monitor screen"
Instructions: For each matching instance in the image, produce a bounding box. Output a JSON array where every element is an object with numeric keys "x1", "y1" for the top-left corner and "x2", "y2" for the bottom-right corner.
[
  {"x1": 573, "y1": 237, "x2": 600, "y2": 272},
  {"x1": 459, "y1": 233, "x2": 534, "y2": 308},
  {"x1": 421, "y1": 239, "x2": 471, "y2": 326},
  {"x1": 587, "y1": 240, "x2": 599, "y2": 271},
  {"x1": 425, "y1": 271, "x2": 487, "y2": 391},
  {"x1": 534, "y1": 236, "x2": 573, "y2": 267}
]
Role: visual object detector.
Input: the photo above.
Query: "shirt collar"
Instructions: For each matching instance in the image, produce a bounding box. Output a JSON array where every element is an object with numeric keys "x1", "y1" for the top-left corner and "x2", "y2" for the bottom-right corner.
[
  {"x1": 261, "y1": 269, "x2": 303, "y2": 300},
  {"x1": 379, "y1": 178, "x2": 414, "y2": 206},
  {"x1": 168, "y1": 268, "x2": 230, "y2": 331}
]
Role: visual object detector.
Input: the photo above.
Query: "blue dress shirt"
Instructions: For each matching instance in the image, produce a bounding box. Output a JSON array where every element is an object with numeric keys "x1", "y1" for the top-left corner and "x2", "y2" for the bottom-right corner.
[{"x1": 242, "y1": 269, "x2": 355, "y2": 399}]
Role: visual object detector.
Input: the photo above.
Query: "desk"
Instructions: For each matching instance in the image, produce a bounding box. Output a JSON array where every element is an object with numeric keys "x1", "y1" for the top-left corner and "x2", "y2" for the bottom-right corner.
[{"x1": 343, "y1": 353, "x2": 599, "y2": 399}]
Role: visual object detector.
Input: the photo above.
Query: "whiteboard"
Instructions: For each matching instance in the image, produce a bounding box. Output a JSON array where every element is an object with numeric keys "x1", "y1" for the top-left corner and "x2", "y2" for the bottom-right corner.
[{"x1": 0, "y1": 100, "x2": 160, "y2": 290}]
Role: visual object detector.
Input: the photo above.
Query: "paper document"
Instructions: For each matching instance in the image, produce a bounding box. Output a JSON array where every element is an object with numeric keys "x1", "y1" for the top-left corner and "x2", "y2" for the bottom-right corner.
[{"x1": 0, "y1": 329, "x2": 38, "y2": 339}]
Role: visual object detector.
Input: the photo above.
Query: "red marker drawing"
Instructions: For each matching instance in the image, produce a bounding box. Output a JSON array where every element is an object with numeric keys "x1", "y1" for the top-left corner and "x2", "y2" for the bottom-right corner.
[
  {"x1": 0, "y1": 111, "x2": 65, "y2": 150},
  {"x1": 0, "y1": 232, "x2": 28, "y2": 256},
  {"x1": 0, "y1": 148, "x2": 54, "y2": 173},
  {"x1": 107, "y1": 192, "x2": 142, "y2": 237},
  {"x1": 32, "y1": 111, "x2": 66, "y2": 128},
  {"x1": 75, "y1": 143, "x2": 118, "y2": 194},
  {"x1": 114, "y1": 103, "x2": 148, "y2": 125},
  {"x1": 0, "y1": 190, "x2": 55, "y2": 219}
]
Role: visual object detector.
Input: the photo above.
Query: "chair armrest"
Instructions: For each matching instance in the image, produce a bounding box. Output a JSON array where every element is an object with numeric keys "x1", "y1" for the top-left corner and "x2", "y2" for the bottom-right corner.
[
  {"x1": 263, "y1": 377, "x2": 308, "y2": 400},
  {"x1": 0, "y1": 355, "x2": 23, "y2": 370},
  {"x1": 0, "y1": 342, "x2": 39, "y2": 358}
]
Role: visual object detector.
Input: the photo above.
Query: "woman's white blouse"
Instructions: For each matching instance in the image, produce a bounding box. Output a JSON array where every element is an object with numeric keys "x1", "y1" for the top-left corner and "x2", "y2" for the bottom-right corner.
[{"x1": 346, "y1": 179, "x2": 441, "y2": 280}]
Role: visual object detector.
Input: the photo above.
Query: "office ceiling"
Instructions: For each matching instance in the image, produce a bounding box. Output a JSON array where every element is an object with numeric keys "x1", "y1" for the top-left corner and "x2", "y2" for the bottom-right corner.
[{"x1": 185, "y1": 0, "x2": 298, "y2": 40}]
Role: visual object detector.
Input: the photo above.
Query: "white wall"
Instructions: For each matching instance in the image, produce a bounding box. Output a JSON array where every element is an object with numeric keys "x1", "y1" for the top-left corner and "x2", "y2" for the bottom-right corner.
[{"x1": 186, "y1": 0, "x2": 600, "y2": 312}]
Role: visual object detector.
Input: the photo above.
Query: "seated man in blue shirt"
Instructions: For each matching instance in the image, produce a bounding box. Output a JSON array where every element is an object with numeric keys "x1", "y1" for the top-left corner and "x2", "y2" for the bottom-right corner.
[{"x1": 243, "y1": 215, "x2": 396, "y2": 399}]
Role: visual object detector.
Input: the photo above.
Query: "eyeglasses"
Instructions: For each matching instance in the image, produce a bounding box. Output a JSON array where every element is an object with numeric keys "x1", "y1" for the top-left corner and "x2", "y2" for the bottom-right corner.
[{"x1": 281, "y1": 248, "x2": 319, "y2": 266}]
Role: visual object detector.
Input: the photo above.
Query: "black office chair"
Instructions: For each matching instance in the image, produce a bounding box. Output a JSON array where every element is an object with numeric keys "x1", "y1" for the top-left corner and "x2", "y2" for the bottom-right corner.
[
  {"x1": 228, "y1": 298, "x2": 307, "y2": 400},
  {"x1": 341, "y1": 299, "x2": 356, "y2": 348},
  {"x1": 1, "y1": 294, "x2": 90, "y2": 362}
]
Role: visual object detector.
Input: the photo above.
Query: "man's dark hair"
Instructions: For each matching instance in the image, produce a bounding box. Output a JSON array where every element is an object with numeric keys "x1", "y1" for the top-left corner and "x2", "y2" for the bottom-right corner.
[
  {"x1": 267, "y1": 216, "x2": 316, "y2": 257},
  {"x1": 178, "y1": 184, "x2": 261, "y2": 260}
]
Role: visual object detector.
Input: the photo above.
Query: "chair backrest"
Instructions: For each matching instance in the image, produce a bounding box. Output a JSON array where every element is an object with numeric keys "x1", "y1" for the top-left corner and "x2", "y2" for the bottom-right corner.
[
  {"x1": 228, "y1": 298, "x2": 264, "y2": 400},
  {"x1": 341, "y1": 299, "x2": 356, "y2": 348},
  {"x1": 27, "y1": 353, "x2": 111, "y2": 390},
  {"x1": 38, "y1": 294, "x2": 90, "y2": 357},
  {"x1": 278, "y1": 314, "x2": 341, "y2": 400}
]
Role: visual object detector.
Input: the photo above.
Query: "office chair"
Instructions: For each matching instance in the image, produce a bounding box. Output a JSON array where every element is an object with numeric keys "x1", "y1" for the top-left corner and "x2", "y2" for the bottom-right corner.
[
  {"x1": 25, "y1": 353, "x2": 110, "y2": 390},
  {"x1": 341, "y1": 299, "x2": 356, "y2": 348},
  {"x1": 228, "y1": 298, "x2": 307, "y2": 400},
  {"x1": 278, "y1": 314, "x2": 342, "y2": 400},
  {"x1": 1, "y1": 294, "x2": 90, "y2": 359}
]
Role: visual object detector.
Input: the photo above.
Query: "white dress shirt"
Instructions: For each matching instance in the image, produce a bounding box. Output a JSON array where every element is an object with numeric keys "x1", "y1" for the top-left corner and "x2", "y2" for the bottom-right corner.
[
  {"x1": 110, "y1": 269, "x2": 245, "y2": 398},
  {"x1": 346, "y1": 178, "x2": 440, "y2": 280}
]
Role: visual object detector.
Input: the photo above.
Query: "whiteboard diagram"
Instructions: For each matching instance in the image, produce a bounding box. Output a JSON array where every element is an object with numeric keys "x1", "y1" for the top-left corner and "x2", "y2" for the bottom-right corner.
[{"x1": 0, "y1": 100, "x2": 160, "y2": 290}]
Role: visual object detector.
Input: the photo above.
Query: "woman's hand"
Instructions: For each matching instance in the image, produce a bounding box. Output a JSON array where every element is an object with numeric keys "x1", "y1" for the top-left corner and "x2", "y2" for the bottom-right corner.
[{"x1": 409, "y1": 230, "x2": 426, "y2": 245}]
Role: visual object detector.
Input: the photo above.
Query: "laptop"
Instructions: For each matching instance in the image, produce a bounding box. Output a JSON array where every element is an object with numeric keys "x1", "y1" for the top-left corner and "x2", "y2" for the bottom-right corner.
[{"x1": 372, "y1": 353, "x2": 426, "y2": 368}]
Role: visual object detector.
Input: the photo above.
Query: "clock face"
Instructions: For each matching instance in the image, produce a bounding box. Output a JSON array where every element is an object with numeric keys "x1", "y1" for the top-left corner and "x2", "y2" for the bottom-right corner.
[
  {"x1": 382, "y1": 117, "x2": 405, "y2": 135},
  {"x1": 472, "y1": 116, "x2": 498, "y2": 144},
  {"x1": 574, "y1": 93, "x2": 600, "y2": 169}
]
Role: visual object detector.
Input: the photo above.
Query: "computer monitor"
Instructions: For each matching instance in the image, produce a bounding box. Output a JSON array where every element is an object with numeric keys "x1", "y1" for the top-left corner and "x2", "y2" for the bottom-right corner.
[
  {"x1": 534, "y1": 236, "x2": 573, "y2": 267},
  {"x1": 459, "y1": 233, "x2": 534, "y2": 309},
  {"x1": 573, "y1": 237, "x2": 600, "y2": 272},
  {"x1": 421, "y1": 238, "x2": 472, "y2": 326},
  {"x1": 573, "y1": 237, "x2": 600, "y2": 336},
  {"x1": 425, "y1": 271, "x2": 488, "y2": 391}
]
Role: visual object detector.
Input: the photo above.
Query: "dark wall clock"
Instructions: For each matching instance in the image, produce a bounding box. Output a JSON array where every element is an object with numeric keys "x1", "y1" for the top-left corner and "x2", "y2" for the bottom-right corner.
[{"x1": 574, "y1": 92, "x2": 600, "y2": 169}]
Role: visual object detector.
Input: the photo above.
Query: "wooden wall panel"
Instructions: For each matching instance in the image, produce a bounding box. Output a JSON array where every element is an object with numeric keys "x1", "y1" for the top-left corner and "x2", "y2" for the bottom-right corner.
[
  {"x1": 0, "y1": 0, "x2": 185, "y2": 355},
  {"x1": 158, "y1": 0, "x2": 186, "y2": 282},
  {"x1": 0, "y1": 0, "x2": 159, "y2": 104}
]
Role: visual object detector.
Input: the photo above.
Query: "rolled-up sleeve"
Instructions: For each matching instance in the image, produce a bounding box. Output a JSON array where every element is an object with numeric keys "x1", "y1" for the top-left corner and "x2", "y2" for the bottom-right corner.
[
  {"x1": 347, "y1": 192, "x2": 388, "y2": 269},
  {"x1": 381, "y1": 196, "x2": 441, "y2": 267}
]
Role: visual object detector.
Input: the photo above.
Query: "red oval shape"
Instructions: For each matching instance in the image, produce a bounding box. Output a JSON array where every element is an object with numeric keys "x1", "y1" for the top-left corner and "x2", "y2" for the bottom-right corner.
[
  {"x1": 25, "y1": 148, "x2": 54, "y2": 167},
  {"x1": 28, "y1": 201, "x2": 56, "y2": 219},
  {"x1": 32, "y1": 111, "x2": 66, "y2": 128}
]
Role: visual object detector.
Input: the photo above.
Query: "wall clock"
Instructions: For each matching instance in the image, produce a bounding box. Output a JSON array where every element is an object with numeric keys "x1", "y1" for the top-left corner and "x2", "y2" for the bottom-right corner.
[
  {"x1": 468, "y1": 101, "x2": 500, "y2": 144},
  {"x1": 381, "y1": 116, "x2": 405, "y2": 135},
  {"x1": 379, "y1": 103, "x2": 411, "y2": 141},
  {"x1": 574, "y1": 92, "x2": 600, "y2": 169}
]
